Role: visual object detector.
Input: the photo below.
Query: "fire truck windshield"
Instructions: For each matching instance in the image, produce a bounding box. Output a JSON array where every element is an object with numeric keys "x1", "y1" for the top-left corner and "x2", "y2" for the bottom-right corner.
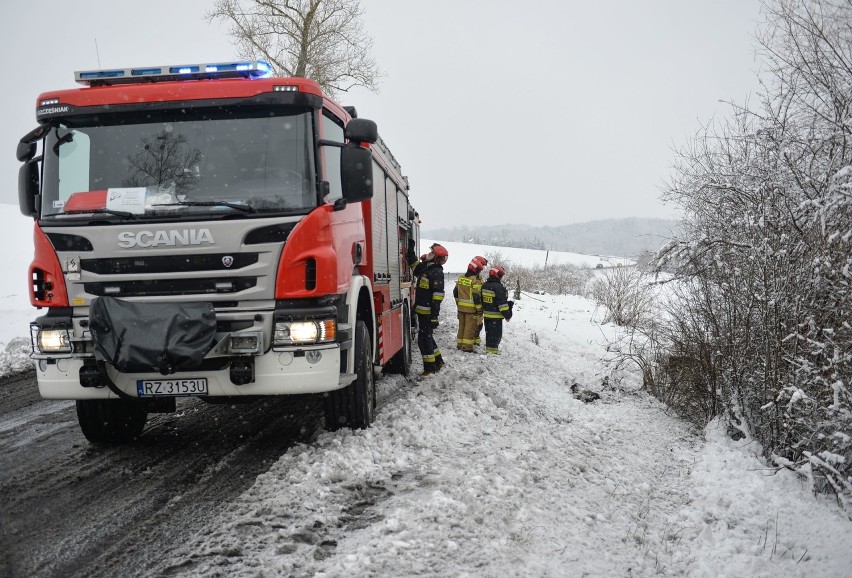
[{"x1": 39, "y1": 107, "x2": 317, "y2": 220}]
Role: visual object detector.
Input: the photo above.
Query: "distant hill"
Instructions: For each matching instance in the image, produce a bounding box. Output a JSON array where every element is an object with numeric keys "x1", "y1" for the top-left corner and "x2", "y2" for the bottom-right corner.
[{"x1": 422, "y1": 218, "x2": 678, "y2": 258}]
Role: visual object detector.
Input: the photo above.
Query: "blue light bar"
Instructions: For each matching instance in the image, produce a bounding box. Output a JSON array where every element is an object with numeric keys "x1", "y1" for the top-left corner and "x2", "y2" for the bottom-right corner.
[
  {"x1": 78, "y1": 69, "x2": 125, "y2": 81},
  {"x1": 74, "y1": 61, "x2": 273, "y2": 86},
  {"x1": 131, "y1": 67, "x2": 163, "y2": 76}
]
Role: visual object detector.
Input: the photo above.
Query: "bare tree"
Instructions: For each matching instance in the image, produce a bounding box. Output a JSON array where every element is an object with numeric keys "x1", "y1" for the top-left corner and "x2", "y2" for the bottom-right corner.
[{"x1": 208, "y1": 0, "x2": 381, "y2": 98}]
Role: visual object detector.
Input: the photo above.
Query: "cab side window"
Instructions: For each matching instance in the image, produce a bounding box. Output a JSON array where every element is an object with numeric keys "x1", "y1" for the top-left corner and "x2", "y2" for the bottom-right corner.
[{"x1": 322, "y1": 112, "x2": 345, "y2": 201}]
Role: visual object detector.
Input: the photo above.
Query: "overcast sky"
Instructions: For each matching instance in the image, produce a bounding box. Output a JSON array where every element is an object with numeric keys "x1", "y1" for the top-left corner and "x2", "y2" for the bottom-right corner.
[{"x1": 1, "y1": 0, "x2": 763, "y2": 229}]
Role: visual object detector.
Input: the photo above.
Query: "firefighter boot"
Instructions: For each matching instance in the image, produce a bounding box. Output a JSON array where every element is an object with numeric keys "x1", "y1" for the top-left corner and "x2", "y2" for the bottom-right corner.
[
  {"x1": 420, "y1": 360, "x2": 436, "y2": 377},
  {"x1": 434, "y1": 354, "x2": 445, "y2": 372}
]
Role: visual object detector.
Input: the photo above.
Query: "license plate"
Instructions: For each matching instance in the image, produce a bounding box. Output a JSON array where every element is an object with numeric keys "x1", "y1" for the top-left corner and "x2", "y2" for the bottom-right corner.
[{"x1": 137, "y1": 378, "x2": 208, "y2": 397}]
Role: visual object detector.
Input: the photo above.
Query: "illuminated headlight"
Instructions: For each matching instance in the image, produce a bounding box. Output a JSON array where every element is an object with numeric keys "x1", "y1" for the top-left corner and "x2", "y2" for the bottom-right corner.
[
  {"x1": 36, "y1": 329, "x2": 72, "y2": 353},
  {"x1": 274, "y1": 319, "x2": 336, "y2": 346}
]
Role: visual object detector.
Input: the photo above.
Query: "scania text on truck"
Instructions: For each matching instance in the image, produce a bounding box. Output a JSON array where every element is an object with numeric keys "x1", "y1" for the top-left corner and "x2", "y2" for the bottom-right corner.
[{"x1": 16, "y1": 61, "x2": 419, "y2": 443}]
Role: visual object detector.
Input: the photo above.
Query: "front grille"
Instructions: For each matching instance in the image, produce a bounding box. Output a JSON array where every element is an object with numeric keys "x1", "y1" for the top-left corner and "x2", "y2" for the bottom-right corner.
[
  {"x1": 81, "y1": 253, "x2": 259, "y2": 275},
  {"x1": 84, "y1": 277, "x2": 257, "y2": 297}
]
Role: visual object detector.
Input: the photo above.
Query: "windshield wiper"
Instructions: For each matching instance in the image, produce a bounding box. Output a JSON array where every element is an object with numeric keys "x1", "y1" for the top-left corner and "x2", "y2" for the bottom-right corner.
[
  {"x1": 58, "y1": 208, "x2": 139, "y2": 220},
  {"x1": 152, "y1": 201, "x2": 256, "y2": 213}
]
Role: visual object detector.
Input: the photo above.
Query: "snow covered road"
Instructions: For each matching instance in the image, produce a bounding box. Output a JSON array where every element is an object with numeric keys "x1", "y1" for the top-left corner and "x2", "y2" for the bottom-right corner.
[{"x1": 145, "y1": 294, "x2": 851, "y2": 577}]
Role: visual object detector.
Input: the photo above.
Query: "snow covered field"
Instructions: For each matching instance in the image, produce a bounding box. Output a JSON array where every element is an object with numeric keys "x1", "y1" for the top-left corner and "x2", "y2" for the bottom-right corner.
[
  {"x1": 1, "y1": 204, "x2": 850, "y2": 576},
  {"x1": 420, "y1": 238, "x2": 634, "y2": 273}
]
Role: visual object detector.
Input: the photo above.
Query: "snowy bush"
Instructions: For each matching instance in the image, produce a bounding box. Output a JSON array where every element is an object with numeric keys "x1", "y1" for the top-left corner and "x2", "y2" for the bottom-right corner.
[
  {"x1": 0, "y1": 337, "x2": 34, "y2": 376},
  {"x1": 507, "y1": 263, "x2": 592, "y2": 298},
  {"x1": 588, "y1": 266, "x2": 655, "y2": 327},
  {"x1": 657, "y1": 0, "x2": 852, "y2": 515}
]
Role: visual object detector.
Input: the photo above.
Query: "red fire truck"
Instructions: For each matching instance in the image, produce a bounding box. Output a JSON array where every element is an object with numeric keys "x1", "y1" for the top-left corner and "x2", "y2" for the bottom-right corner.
[{"x1": 16, "y1": 61, "x2": 418, "y2": 443}]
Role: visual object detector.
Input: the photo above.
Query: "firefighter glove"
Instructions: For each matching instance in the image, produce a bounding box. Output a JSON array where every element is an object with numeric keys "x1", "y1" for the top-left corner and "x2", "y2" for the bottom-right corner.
[{"x1": 407, "y1": 239, "x2": 417, "y2": 265}]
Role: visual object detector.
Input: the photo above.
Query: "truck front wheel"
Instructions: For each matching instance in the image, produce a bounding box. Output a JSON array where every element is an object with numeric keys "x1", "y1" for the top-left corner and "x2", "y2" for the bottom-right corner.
[
  {"x1": 325, "y1": 321, "x2": 375, "y2": 430},
  {"x1": 76, "y1": 399, "x2": 148, "y2": 444}
]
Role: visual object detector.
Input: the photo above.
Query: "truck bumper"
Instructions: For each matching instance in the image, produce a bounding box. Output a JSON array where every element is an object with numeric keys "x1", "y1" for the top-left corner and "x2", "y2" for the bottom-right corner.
[{"x1": 36, "y1": 345, "x2": 348, "y2": 400}]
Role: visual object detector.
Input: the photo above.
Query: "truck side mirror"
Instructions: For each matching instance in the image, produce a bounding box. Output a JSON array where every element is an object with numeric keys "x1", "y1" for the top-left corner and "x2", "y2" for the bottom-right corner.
[
  {"x1": 344, "y1": 118, "x2": 377, "y2": 144},
  {"x1": 19, "y1": 160, "x2": 39, "y2": 218},
  {"x1": 17, "y1": 141, "x2": 36, "y2": 162},
  {"x1": 341, "y1": 145, "x2": 373, "y2": 203},
  {"x1": 17, "y1": 125, "x2": 50, "y2": 161}
]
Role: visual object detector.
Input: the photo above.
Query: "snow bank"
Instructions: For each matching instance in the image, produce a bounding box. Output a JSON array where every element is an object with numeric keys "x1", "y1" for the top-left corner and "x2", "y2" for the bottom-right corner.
[{"x1": 150, "y1": 293, "x2": 852, "y2": 577}]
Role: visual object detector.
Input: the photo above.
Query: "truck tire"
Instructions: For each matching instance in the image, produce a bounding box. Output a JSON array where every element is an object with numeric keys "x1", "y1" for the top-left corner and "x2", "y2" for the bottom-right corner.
[
  {"x1": 325, "y1": 321, "x2": 375, "y2": 430},
  {"x1": 385, "y1": 309, "x2": 412, "y2": 376},
  {"x1": 76, "y1": 398, "x2": 148, "y2": 444}
]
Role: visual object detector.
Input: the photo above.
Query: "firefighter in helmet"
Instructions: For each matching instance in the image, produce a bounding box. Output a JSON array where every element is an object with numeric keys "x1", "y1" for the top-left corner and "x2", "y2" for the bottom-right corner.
[
  {"x1": 409, "y1": 245, "x2": 440, "y2": 330},
  {"x1": 472, "y1": 257, "x2": 488, "y2": 349},
  {"x1": 453, "y1": 256, "x2": 488, "y2": 352},
  {"x1": 481, "y1": 265, "x2": 513, "y2": 354},
  {"x1": 473, "y1": 256, "x2": 488, "y2": 348},
  {"x1": 414, "y1": 243, "x2": 448, "y2": 375},
  {"x1": 406, "y1": 238, "x2": 425, "y2": 330}
]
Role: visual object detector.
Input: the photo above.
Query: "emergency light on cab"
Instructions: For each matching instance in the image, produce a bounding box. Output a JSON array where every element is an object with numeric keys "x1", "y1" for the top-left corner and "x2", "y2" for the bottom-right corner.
[{"x1": 74, "y1": 60, "x2": 273, "y2": 85}]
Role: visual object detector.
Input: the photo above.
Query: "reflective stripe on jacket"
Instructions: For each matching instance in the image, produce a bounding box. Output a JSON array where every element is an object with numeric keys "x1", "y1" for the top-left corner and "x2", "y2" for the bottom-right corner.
[
  {"x1": 453, "y1": 273, "x2": 482, "y2": 314},
  {"x1": 414, "y1": 263, "x2": 445, "y2": 318},
  {"x1": 482, "y1": 278, "x2": 511, "y2": 320}
]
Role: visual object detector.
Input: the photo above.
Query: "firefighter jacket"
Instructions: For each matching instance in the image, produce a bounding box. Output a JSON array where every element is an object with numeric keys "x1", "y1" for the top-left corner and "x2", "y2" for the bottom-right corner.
[
  {"x1": 482, "y1": 278, "x2": 512, "y2": 320},
  {"x1": 453, "y1": 272, "x2": 482, "y2": 314},
  {"x1": 412, "y1": 259, "x2": 430, "y2": 279},
  {"x1": 414, "y1": 262, "x2": 445, "y2": 320}
]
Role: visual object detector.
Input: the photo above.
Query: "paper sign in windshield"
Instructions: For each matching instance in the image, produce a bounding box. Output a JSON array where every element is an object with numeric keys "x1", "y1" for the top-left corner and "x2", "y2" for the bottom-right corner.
[{"x1": 106, "y1": 187, "x2": 147, "y2": 214}]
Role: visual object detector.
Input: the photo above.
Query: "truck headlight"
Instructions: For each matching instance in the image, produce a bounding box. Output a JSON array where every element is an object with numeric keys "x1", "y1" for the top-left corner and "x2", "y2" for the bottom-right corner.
[
  {"x1": 274, "y1": 319, "x2": 336, "y2": 345},
  {"x1": 36, "y1": 328, "x2": 73, "y2": 353}
]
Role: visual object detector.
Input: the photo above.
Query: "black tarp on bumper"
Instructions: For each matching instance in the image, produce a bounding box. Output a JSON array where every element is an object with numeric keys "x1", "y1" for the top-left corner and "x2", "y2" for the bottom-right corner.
[{"x1": 89, "y1": 297, "x2": 217, "y2": 374}]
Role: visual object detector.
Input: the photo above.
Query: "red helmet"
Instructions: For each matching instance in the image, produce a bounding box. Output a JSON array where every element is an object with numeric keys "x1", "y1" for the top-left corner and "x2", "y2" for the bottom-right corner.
[
  {"x1": 488, "y1": 265, "x2": 506, "y2": 280},
  {"x1": 467, "y1": 255, "x2": 488, "y2": 274},
  {"x1": 431, "y1": 243, "x2": 449, "y2": 265},
  {"x1": 467, "y1": 256, "x2": 485, "y2": 273}
]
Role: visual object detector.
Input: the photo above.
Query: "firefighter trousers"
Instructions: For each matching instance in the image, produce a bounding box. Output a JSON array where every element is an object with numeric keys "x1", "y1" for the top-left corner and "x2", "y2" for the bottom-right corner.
[
  {"x1": 456, "y1": 311, "x2": 479, "y2": 351},
  {"x1": 484, "y1": 318, "x2": 503, "y2": 354},
  {"x1": 417, "y1": 313, "x2": 442, "y2": 372}
]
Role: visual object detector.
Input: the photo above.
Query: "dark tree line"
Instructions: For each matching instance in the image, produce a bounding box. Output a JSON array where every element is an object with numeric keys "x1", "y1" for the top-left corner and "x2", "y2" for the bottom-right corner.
[
  {"x1": 471, "y1": 235, "x2": 547, "y2": 251},
  {"x1": 425, "y1": 219, "x2": 675, "y2": 258}
]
